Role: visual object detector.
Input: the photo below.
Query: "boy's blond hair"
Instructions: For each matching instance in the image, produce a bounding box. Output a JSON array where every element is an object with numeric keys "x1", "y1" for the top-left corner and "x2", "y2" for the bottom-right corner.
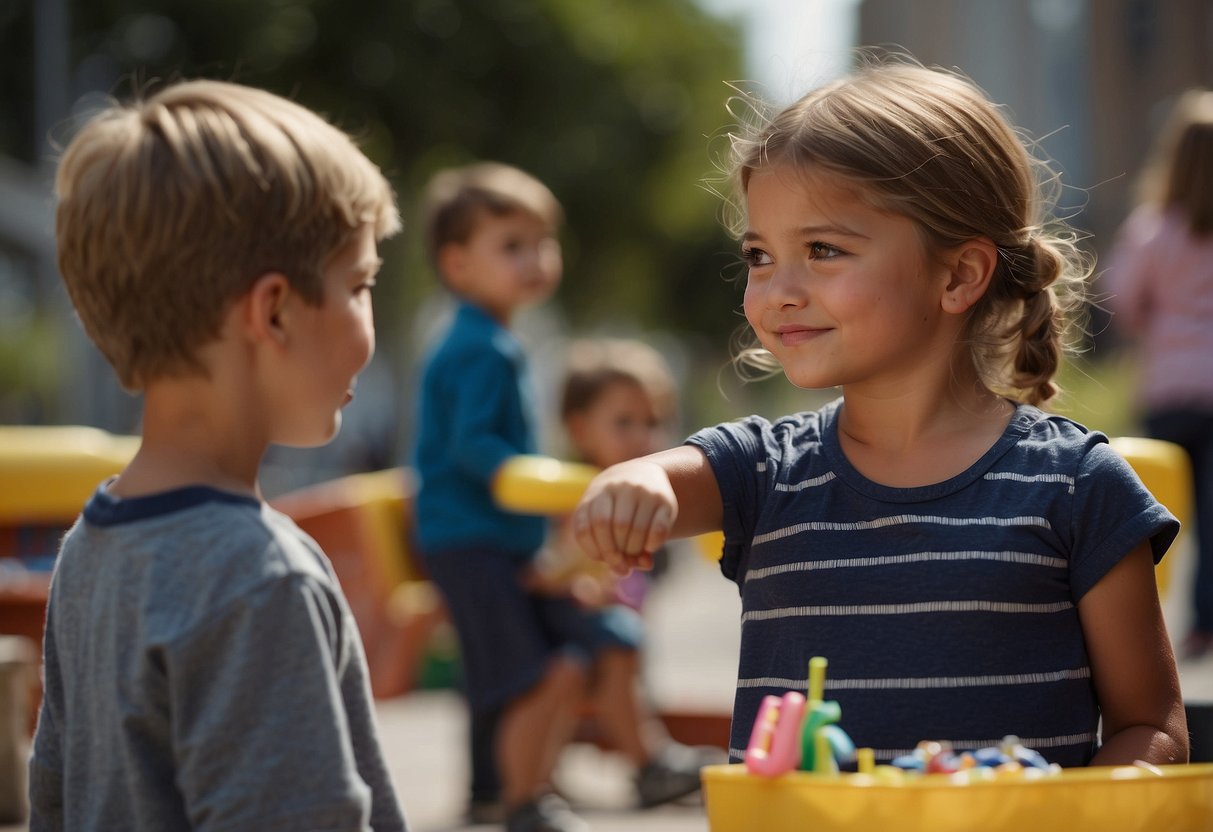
[
  {"x1": 421, "y1": 161, "x2": 562, "y2": 272},
  {"x1": 55, "y1": 79, "x2": 401, "y2": 391}
]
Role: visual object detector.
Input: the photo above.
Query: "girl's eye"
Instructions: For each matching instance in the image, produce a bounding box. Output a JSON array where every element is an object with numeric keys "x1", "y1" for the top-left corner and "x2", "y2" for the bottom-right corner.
[
  {"x1": 742, "y1": 246, "x2": 772, "y2": 267},
  {"x1": 808, "y1": 241, "x2": 843, "y2": 259},
  {"x1": 357, "y1": 278, "x2": 377, "y2": 294}
]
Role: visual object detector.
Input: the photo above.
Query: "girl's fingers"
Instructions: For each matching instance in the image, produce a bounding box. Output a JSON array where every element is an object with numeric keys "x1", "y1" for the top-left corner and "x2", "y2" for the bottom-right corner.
[
  {"x1": 622, "y1": 498, "x2": 659, "y2": 558},
  {"x1": 608, "y1": 488, "x2": 644, "y2": 554},
  {"x1": 584, "y1": 491, "x2": 620, "y2": 561},
  {"x1": 645, "y1": 505, "x2": 673, "y2": 555}
]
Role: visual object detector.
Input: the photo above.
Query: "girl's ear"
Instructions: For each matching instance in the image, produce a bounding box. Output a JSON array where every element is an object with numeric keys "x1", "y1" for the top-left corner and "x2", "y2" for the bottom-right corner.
[
  {"x1": 244, "y1": 272, "x2": 292, "y2": 346},
  {"x1": 941, "y1": 237, "x2": 998, "y2": 314}
]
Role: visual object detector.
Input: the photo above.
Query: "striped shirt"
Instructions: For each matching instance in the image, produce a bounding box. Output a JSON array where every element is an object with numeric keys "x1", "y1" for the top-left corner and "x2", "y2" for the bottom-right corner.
[{"x1": 687, "y1": 398, "x2": 1178, "y2": 767}]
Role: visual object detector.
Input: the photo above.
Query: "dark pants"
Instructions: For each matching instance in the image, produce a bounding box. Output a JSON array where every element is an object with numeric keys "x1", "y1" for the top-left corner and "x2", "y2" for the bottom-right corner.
[
  {"x1": 470, "y1": 706, "x2": 502, "y2": 804},
  {"x1": 1145, "y1": 408, "x2": 1213, "y2": 631}
]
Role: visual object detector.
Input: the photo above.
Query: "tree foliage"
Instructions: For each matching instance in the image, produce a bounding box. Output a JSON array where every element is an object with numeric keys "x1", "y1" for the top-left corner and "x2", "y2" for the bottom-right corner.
[{"x1": 39, "y1": 0, "x2": 746, "y2": 347}]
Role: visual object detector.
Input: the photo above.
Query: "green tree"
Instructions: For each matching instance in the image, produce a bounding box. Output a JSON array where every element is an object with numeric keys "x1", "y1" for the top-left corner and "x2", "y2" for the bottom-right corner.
[{"x1": 54, "y1": 0, "x2": 746, "y2": 346}]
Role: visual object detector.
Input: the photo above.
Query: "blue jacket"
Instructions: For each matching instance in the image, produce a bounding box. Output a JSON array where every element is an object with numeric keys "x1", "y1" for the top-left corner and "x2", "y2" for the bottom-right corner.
[{"x1": 412, "y1": 302, "x2": 546, "y2": 557}]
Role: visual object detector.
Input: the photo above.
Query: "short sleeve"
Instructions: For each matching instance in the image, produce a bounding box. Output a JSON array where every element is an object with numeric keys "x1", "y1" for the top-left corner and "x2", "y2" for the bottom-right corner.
[
  {"x1": 168, "y1": 574, "x2": 374, "y2": 832},
  {"x1": 686, "y1": 417, "x2": 772, "y2": 584},
  {"x1": 1068, "y1": 439, "x2": 1180, "y2": 601}
]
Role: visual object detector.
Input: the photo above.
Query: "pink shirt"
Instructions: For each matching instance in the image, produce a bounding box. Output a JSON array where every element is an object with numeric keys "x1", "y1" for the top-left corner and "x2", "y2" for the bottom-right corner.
[{"x1": 1105, "y1": 206, "x2": 1213, "y2": 410}]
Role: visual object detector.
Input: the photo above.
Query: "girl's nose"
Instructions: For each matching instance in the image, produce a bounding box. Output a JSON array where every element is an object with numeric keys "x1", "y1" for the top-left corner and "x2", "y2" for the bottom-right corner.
[{"x1": 765, "y1": 266, "x2": 808, "y2": 309}]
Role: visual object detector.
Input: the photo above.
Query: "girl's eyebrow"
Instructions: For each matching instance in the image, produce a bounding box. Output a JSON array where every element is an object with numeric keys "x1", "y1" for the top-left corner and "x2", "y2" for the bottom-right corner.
[
  {"x1": 742, "y1": 224, "x2": 869, "y2": 243},
  {"x1": 795, "y1": 223, "x2": 869, "y2": 240}
]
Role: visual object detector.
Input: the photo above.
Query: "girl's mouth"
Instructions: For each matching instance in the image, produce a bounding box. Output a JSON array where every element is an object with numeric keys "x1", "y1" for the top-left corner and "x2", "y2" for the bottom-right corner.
[{"x1": 777, "y1": 326, "x2": 828, "y2": 346}]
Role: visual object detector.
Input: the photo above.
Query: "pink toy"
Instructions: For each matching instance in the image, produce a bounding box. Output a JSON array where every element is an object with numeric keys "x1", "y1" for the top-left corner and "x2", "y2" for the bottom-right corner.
[{"x1": 745, "y1": 692, "x2": 807, "y2": 776}]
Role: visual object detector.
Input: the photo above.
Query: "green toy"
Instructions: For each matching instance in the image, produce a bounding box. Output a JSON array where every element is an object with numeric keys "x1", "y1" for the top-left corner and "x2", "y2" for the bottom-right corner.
[{"x1": 799, "y1": 657, "x2": 856, "y2": 773}]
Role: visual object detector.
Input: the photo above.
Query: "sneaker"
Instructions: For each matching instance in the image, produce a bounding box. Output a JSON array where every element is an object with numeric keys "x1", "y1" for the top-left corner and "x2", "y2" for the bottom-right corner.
[
  {"x1": 505, "y1": 793, "x2": 589, "y2": 832},
  {"x1": 634, "y1": 742, "x2": 727, "y2": 809},
  {"x1": 465, "y1": 797, "x2": 506, "y2": 825}
]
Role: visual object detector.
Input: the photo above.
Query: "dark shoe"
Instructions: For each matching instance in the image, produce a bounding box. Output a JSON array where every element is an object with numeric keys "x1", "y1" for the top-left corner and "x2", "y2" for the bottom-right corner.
[
  {"x1": 505, "y1": 793, "x2": 589, "y2": 832},
  {"x1": 635, "y1": 742, "x2": 726, "y2": 808},
  {"x1": 1180, "y1": 629, "x2": 1213, "y2": 661},
  {"x1": 465, "y1": 797, "x2": 506, "y2": 825}
]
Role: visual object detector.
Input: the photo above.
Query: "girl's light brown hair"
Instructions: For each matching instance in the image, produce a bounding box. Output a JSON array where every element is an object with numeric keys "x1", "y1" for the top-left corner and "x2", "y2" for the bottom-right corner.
[
  {"x1": 55, "y1": 79, "x2": 400, "y2": 391},
  {"x1": 722, "y1": 58, "x2": 1089, "y2": 405}
]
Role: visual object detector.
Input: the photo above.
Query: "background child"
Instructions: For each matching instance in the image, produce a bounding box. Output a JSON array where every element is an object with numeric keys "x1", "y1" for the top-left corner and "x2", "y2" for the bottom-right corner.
[
  {"x1": 411, "y1": 165, "x2": 709, "y2": 831},
  {"x1": 539, "y1": 337, "x2": 681, "y2": 608},
  {"x1": 1105, "y1": 89, "x2": 1213, "y2": 661},
  {"x1": 572, "y1": 60, "x2": 1189, "y2": 769},
  {"x1": 33, "y1": 80, "x2": 407, "y2": 829},
  {"x1": 540, "y1": 336, "x2": 721, "y2": 799}
]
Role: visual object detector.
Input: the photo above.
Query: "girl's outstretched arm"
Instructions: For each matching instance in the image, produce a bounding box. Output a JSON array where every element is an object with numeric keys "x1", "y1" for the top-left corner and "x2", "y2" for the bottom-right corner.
[
  {"x1": 1078, "y1": 541, "x2": 1189, "y2": 765},
  {"x1": 571, "y1": 445, "x2": 722, "y2": 575}
]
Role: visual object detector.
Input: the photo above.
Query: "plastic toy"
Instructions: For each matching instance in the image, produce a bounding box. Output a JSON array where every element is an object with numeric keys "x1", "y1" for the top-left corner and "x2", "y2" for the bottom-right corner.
[
  {"x1": 798, "y1": 657, "x2": 855, "y2": 774},
  {"x1": 744, "y1": 691, "x2": 806, "y2": 776},
  {"x1": 742, "y1": 656, "x2": 855, "y2": 778}
]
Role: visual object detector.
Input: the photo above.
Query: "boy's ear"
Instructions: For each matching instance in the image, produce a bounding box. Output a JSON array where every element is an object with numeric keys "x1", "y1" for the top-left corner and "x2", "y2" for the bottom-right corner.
[
  {"x1": 941, "y1": 237, "x2": 998, "y2": 314},
  {"x1": 244, "y1": 272, "x2": 292, "y2": 345},
  {"x1": 565, "y1": 412, "x2": 590, "y2": 451},
  {"x1": 437, "y1": 243, "x2": 467, "y2": 291}
]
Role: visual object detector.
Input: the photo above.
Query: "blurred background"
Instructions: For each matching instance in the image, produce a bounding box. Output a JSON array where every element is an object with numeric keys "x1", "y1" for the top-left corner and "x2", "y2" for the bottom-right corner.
[{"x1": 2, "y1": 0, "x2": 1212, "y2": 493}]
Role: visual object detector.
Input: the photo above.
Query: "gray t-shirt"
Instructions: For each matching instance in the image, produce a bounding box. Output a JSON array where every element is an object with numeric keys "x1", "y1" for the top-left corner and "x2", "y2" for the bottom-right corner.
[{"x1": 29, "y1": 484, "x2": 408, "y2": 831}]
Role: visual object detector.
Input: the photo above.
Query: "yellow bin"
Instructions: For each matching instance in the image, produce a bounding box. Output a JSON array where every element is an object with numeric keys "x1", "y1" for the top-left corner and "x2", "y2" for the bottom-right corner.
[{"x1": 702, "y1": 762, "x2": 1213, "y2": 832}]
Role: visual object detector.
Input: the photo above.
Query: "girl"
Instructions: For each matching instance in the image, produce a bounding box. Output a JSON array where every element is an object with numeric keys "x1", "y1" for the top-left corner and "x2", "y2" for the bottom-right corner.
[
  {"x1": 1105, "y1": 89, "x2": 1213, "y2": 661},
  {"x1": 571, "y1": 61, "x2": 1189, "y2": 768}
]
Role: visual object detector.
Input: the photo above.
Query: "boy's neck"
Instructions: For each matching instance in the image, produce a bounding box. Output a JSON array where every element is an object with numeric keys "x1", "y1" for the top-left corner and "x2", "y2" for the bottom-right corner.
[
  {"x1": 110, "y1": 377, "x2": 265, "y2": 500},
  {"x1": 460, "y1": 297, "x2": 515, "y2": 327}
]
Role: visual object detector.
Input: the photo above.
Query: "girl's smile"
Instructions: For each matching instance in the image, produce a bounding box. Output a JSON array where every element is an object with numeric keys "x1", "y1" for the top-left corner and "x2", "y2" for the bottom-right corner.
[{"x1": 775, "y1": 324, "x2": 831, "y2": 346}]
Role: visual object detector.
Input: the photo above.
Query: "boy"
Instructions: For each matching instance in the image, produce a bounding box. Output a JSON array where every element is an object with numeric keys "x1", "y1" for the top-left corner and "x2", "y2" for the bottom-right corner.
[
  {"x1": 412, "y1": 161, "x2": 586, "y2": 832},
  {"x1": 32, "y1": 80, "x2": 408, "y2": 831},
  {"x1": 412, "y1": 164, "x2": 710, "y2": 832}
]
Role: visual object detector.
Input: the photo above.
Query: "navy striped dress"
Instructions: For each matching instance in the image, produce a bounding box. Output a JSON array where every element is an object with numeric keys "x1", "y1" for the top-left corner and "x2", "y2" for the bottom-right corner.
[{"x1": 687, "y1": 398, "x2": 1178, "y2": 767}]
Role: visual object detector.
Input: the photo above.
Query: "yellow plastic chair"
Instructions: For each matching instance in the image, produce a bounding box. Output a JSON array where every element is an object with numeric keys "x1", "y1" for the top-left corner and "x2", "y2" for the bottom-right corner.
[
  {"x1": 1109, "y1": 436, "x2": 1194, "y2": 599},
  {"x1": 0, "y1": 425, "x2": 138, "y2": 524}
]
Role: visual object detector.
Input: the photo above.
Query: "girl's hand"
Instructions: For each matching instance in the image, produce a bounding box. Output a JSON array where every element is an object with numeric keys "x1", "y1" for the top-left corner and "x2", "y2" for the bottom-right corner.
[{"x1": 572, "y1": 459, "x2": 677, "y2": 575}]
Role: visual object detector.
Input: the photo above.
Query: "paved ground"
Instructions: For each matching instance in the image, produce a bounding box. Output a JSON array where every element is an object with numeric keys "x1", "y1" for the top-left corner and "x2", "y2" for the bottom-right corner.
[{"x1": 7, "y1": 535, "x2": 1213, "y2": 831}]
